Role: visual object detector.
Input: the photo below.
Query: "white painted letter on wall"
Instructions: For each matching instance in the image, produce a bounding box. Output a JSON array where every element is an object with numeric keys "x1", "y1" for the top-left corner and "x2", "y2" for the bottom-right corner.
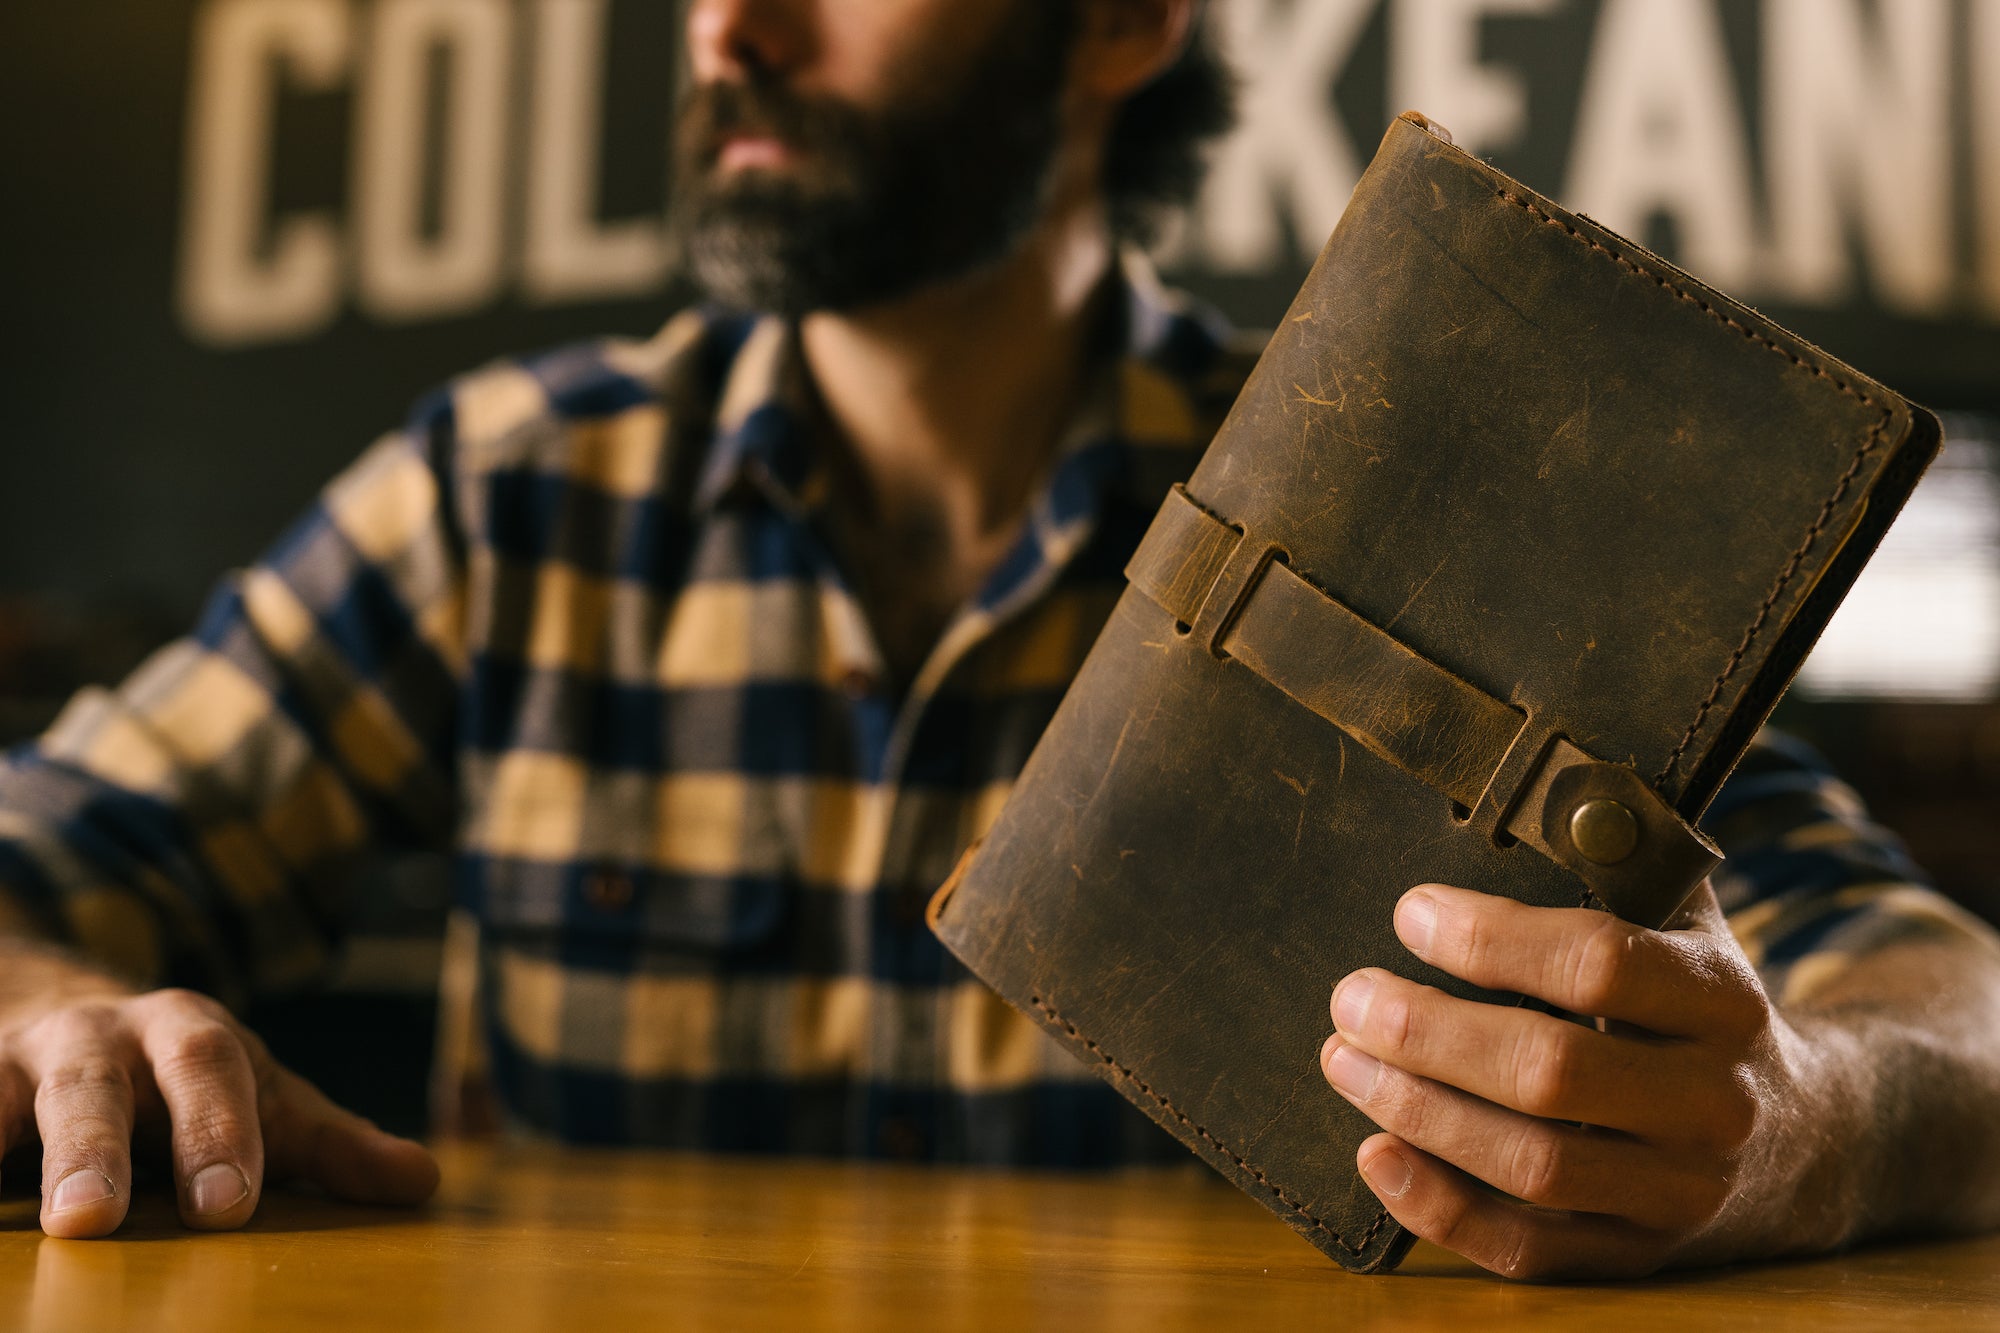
[
  {"x1": 1970, "y1": 0, "x2": 2000, "y2": 318},
  {"x1": 1764, "y1": 0, "x2": 1952, "y2": 315},
  {"x1": 1563, "y1": 0, "x2": 1757, "y2": 290},
  {"x1": 1191, "y1": 0, "x2": 1375, "y2": 272},
  {"x1": 354, "y1": 0, "x2": 512, "y2": 322},
  {"x1": 178, "y1": 0, "x2": 350, "y2": 345},
  {"x1": 523, "y1": 0, "x2": 671, "y2": 303},
  {"x1": 1390, "y1": 0, "x2": 1557, "y2": 162}
]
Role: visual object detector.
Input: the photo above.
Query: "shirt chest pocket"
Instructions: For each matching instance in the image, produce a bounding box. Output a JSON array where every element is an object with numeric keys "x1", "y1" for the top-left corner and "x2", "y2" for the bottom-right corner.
[{"x1": 462, "y1": 755, "x2": 790, "y2": 950}]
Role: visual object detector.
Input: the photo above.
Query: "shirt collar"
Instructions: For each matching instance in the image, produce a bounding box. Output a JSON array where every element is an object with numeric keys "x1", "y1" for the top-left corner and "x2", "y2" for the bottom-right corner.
[
  {"x1": 688, "y1": 249, "x2": 1236, "y2": 525},
  {"x1": 691, "y1": 316, "x2": 829, "y2": 515}
]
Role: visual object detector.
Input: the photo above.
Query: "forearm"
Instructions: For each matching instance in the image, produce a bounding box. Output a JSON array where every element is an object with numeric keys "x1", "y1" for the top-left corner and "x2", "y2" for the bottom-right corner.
[
  {"x1": 1782, "y1": 931, "x2": 2000, "y2": 1248},
  {"x1": 0, "y1": 935, "x2": 134, "y2": 1022}
]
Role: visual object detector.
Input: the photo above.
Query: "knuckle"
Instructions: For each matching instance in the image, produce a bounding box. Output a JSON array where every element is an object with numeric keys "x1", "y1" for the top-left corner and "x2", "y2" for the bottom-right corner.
[
  {"x1": 1704, "y1": 1069, "x2": 1760, "y2": 1150},
  {"x1": 1576, "y1": 912, "x2": 1640, "y2": 1008},
  {"x1": 1367, "y1": 1065, "x2": 1430, "y2": 1132},
  {"x1": 1513, "y1": 1026, "x2": 1580, "y2": 1116},
  {"x1": 1418, "y1": 1185, "x2": 1481, "y2": 1255},
  {"x1": 134, "y1": 988, "x2": 227, "y2": 1026},
  {"x1": 1384, "y1": 980, "x2": 1432, "y2": 1056},
  {"x1": 179, "y1": 1099, "x2": 259, "y2": 1153},
  {"x1": 36, "y1": 1056, "x2": 133, "y2": 1104},
  {"x1": 1680, "y1": 940, "x2": 1771, "y2": 1039},
  {"x1": 1375, "y1": 988, "x2": 1419, "y2": 1053},
  {"x1": 1717, "y1": 971, "x2": 1773, "y2": 1039},
  {"x1": 1564, "y1": 917, "x2": 1635, "y2": 1014},
  {"x1": 154, "y1": 1022, "x2": 244, "y2": 1079},
  {"x1": 1454, "y1": 903, "x2": 1505, "y2": 974},
  {"x1": 1504, "y1": 1129, "x2": 1567, "y2": 1207},
  {"x1": 26, "y1": 1003, "x2": 122, "y2": 1052}
]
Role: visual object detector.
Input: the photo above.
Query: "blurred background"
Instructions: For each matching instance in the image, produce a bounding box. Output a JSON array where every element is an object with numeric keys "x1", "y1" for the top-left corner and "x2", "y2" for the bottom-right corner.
[{"x1": 5, "y1": 0, "x2": 1998, "y2": 1132}]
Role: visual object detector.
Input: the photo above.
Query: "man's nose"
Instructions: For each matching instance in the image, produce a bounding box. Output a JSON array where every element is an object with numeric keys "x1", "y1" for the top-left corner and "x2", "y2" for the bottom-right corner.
[{"x1": 686, "y1": 0, "x2": 814, "y2": 82}]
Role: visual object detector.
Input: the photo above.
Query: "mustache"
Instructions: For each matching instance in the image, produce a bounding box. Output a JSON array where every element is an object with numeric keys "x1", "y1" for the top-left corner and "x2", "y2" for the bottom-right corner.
[{"x1": 674, "y1": 79, "x2": 872, "y2": 167}]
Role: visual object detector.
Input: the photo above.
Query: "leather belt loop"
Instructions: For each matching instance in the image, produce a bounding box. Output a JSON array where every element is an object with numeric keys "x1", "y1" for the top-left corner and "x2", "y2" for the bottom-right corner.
[
  {"x1": 1192, "y1": 541, "x2": 1287, "y2": 660},
  {"x1": 1124, "y1": 484, "x2": 1285, "y2": 661},
  {"x1": 1468, "y1": 720, "x2": 1560, "y2": 843},
  {"x1": 1125, "y1": 485, "x2": 1243, "y2": 630}
]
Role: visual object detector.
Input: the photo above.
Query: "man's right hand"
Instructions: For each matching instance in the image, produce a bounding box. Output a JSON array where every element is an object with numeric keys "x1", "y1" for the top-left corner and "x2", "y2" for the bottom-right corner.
[{"x1": 0, "y1": 955, "x2": 440, "y2": 1238}]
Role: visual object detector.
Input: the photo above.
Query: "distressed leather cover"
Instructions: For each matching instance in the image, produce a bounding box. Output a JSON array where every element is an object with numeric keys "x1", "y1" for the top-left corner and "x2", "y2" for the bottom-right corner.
[{"x1": 927, "y1": 113, "x2": 1939, "y2": 1273}]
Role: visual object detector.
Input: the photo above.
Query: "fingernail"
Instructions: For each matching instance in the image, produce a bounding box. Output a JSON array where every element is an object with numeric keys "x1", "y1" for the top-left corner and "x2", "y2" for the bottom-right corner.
[
  {"x1": 1397, "y1": 890, "x2": 1438, "y2": 955},
  {"x1": 1361, "y1": 1145, "x2": 1414, "y2": 1199},
  {"x1": 1334, "y1": 974, "x2": 1376, "y2": 1031},
  {"x1": 188, "y1": 1163, "x2": 249, "y2": 1216},
  {"x1": 1326, "y1": 1042, "x2": 1382, "y2": 1100},
  {"x1": 49, "y1": 1170, "x2": 115, "y2": 1213}
]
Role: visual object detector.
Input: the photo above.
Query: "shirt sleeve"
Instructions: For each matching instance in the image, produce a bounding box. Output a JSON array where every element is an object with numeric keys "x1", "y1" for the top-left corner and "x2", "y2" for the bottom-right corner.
[
  {"x1": 0, "y1": 392, "x2": 467, "y2": 1002},
  {"x1": 1709, "y1": 728, "x2": 2000, "y2": 1006}
]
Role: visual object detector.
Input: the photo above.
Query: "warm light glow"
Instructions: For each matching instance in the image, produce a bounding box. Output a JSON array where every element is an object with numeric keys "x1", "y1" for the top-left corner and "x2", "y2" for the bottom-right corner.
[{"x1": 1796, "y1": 423, "x2": 2000, "y2": 701}]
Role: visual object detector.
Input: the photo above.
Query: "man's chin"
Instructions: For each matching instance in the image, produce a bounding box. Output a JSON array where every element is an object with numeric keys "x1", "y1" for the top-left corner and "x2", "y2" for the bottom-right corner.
[
  {"x1": 674, "y1": 168, "x2": 1045, "y2": 318},
  {"x1": 681, "y1": 238, "x2": 858, "y2": 318}
]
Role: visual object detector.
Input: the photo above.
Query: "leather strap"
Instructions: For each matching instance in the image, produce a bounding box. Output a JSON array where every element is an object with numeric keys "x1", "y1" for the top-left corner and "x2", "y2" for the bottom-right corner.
[
  {"x1": 1223, "y1": 556, "x2": 1525, "y2": 815},
  {"x1": 1126, "y1": 486, "x2": 1720, "y2": 926}
]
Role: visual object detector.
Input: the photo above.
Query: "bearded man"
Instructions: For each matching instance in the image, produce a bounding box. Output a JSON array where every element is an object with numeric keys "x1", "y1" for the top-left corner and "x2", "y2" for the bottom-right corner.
[{"x1": 2, "y1": 0, "x2": 1998, "y2": 1282}]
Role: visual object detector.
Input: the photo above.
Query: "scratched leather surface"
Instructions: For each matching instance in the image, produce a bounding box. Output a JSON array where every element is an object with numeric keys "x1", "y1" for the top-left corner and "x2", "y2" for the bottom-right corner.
[{"x1": 929, "y1": 115, "x2": 1939, "y2": 1273}]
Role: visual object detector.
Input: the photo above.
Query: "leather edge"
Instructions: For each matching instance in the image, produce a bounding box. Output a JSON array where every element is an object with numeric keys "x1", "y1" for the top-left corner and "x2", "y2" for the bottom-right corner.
[
  {"x1": 1676, "y1": 403, "x2": 1944, "y2": 818},
  {"x1": 1385, "y1": 112, "x2": 1908, "y2": 413},
  {"x1": 927, "y1": 854, "x2": 1410, "y2": 1273},
  {"x1": 925, "y1": 838, "x2": 982, "y2": 936},
  {"x1": 1379, "y1": 113, "x2": 1927, "y2": 811},
  {"x1": 1017, "y1": 988, "x2": 1409, "y2": 1274}
]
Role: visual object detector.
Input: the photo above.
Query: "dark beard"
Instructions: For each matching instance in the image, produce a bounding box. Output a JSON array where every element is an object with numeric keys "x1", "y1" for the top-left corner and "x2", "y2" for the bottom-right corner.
[{"x1": 668, "y1": 4, "x2": 1077, "y2": 317}]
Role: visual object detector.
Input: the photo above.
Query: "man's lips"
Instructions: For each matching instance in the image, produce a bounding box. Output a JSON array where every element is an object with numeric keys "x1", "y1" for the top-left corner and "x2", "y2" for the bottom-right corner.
[{"x1": 716, "y1": 134, "x2": 798, "y2": 172}]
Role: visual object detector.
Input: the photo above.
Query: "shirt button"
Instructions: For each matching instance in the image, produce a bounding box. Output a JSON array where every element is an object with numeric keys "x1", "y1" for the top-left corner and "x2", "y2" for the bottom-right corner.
[
  {"x1": 840, "y1": 667, "x2": 879, "y2": 702},
  {"x1": 583, "y1": 867, "x2": 635, "y2": 911}
]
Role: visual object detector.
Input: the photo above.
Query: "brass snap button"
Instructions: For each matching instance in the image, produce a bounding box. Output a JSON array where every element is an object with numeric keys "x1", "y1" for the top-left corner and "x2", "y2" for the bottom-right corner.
[
  {"x1": 583, "y1": 867, "x2": 635, "y2": 911},
  {"x1": 840, "y1": 667, "x2": 878, "y2": 702},
  {"x1": 1569, "y1": 799, "x2": 1639, "y2": 865}
]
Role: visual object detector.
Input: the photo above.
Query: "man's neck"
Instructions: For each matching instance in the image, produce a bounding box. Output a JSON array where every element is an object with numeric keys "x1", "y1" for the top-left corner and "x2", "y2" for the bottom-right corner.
[
  {"x1": 792, "y1": 190, "x2": 1120, "y2": 681},
  {"x1": 798, "y1": 194, "x2": 1117, "y2": 553}
]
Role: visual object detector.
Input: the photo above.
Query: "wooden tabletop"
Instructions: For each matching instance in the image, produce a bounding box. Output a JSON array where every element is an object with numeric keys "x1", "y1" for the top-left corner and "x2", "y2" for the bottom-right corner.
[{"x1": 3, "y1": 1143, "x2": 1998, "y2": 1330}]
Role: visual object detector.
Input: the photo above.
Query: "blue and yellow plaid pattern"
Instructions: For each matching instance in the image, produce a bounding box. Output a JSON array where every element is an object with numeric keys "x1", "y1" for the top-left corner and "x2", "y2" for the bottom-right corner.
[{"x1": 0, "y1": 265, "x2": 1984, "y2": 1162}]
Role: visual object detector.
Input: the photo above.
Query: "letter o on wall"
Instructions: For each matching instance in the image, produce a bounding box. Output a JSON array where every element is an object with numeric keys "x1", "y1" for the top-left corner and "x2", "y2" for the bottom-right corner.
[{"x1": 355, "y1": 0, "x2": 512, "y2": 322}]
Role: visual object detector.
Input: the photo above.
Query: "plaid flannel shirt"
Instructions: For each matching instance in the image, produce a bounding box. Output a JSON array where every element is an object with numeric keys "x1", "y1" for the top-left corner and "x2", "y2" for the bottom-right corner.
[{"x1": 0, "y1": 263, "x2": 1984, "y2": 1164}]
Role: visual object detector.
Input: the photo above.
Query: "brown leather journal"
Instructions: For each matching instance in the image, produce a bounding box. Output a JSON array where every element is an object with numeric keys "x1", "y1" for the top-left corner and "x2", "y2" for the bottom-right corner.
[{"x1": 927, "y1": 113, "x2": 1941, "y2": 1273}]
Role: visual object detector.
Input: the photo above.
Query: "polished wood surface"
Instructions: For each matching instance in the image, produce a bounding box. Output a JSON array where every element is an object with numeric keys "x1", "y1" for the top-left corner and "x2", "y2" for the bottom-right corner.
[{"x1": 3, "y1": 1143, "x2": 1998, "y2": 1330}]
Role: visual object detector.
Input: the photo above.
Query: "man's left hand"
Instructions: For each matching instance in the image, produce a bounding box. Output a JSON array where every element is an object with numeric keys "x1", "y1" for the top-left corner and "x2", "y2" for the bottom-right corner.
[{"x1": 1321, "y1": 881, "x2": 1847, "y2": 1279}]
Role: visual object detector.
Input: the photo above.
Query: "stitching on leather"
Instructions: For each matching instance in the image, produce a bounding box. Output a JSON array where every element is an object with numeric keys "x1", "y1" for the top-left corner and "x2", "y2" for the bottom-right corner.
[
  {"x1": 1494, "y1": 190, "x2": 1881, "y2": 408},
  {"x1": 1029, "y1": 993, "x2": 1392, "y2": 1256},
  {"x1": 1648, "y1": 414, "x2": 1886, "y2": 785},
  {"x1": 1491, "y1": 188, "x2": 1894, "y2": 789}
]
